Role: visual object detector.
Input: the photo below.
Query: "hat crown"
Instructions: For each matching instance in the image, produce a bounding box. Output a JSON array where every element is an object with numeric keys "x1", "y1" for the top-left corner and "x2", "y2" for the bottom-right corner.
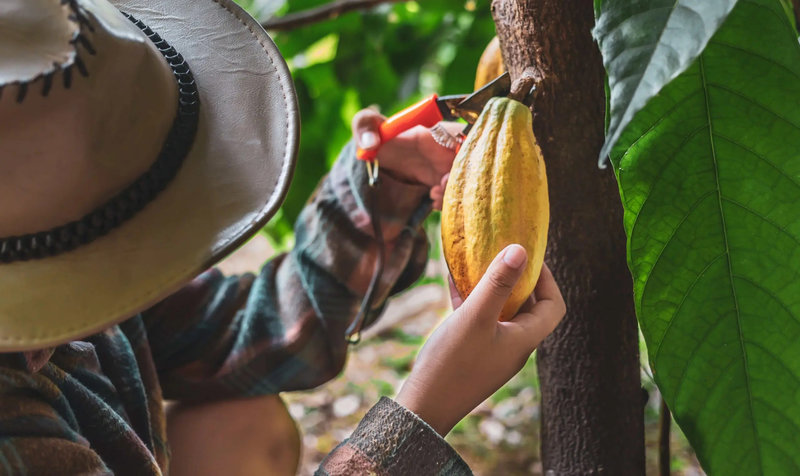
[
  {"x1": 0, "y1": 0, "x2": 76, "y2": 86},
  {"x1": 0, "y1": 0, "x2": 178, "y2": 238},
  {"x1": 0, "y1": 0, "x2": 145, "y2": 86}
]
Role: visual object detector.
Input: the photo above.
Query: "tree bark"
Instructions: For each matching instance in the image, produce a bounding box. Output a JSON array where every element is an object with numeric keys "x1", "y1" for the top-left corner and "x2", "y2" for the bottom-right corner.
[
  {"x1": 491, "y1": 1, "x2": 645, "y2": 474},
  {"x1": 792, "y1": 0, "x2": 800, "y2": 32}
]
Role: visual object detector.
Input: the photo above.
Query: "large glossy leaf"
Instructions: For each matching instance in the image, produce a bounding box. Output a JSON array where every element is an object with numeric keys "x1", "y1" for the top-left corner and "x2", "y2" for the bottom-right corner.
[
  {"x1": 594, "y1": 0, "x2": 737, "y2": 165},
  {"x1": 604, "y1": 0, "x2": 800, "y2": 473}
]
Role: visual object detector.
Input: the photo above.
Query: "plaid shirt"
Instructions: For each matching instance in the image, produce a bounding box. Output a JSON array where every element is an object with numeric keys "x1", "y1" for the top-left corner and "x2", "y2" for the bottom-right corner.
[{"x1": 0, "y1": 143, "x2": 469, "y2": 475}]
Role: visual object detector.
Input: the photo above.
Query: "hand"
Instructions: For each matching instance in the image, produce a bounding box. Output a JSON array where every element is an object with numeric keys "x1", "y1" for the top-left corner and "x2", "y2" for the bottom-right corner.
[
  {"x1": 352, "y1": 108, "x2": 462, "y2": 206},
  {"x1": 395, "y1": 245, "x2": 566, "y2": 436}
]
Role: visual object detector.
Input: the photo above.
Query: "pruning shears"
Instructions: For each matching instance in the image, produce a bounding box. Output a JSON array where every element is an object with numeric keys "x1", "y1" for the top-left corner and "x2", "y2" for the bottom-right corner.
[
  {"x1": 355, "y1": 72, "x2": 513, "y2": 185},
  {"x1": 344, "y1": 73, "x2": 516, "y2": 345}
]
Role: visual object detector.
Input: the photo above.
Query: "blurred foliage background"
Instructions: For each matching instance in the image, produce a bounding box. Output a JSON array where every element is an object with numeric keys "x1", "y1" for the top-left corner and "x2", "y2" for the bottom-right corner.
[
  {"x1": 236, "y1": 0, "x2": 496, "y2": 250},
  {"x1": 225, "y1": 2, "x2": 704, "y2": 473}
]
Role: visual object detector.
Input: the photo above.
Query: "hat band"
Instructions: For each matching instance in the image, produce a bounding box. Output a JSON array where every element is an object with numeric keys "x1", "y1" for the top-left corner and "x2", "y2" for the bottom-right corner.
[{"x1": 0, "y1": 12, "x2": 200, "y2": 264}]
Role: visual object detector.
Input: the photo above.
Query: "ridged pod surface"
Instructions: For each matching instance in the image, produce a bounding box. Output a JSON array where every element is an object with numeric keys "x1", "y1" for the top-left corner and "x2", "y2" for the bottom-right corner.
[
  {"x1": 441, "y1": 97, "x2": 549, "y2": 321},
  {"x1": 474, "y1": 36, "x2": 505, "y2": 91}
]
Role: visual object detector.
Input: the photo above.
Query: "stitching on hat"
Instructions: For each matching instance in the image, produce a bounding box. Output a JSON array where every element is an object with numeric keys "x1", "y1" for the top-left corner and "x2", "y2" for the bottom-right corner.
[
  {"x1": 209, "y1": 0, "x2": 292, "y2": 210},
  {"x1": 0, "y1": 0, "x2": 95, "y2": 103},
  {"x1": 0, "y1": 14, "x2": 200, "y2": 266},
  {"x1": 3, "y1": 1, "x2": 296, "y2": 345}
]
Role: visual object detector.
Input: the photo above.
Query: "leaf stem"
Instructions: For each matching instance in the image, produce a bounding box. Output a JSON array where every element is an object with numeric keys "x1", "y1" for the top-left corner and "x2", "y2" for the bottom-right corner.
[{"x1": 659, "y1": 397, "x2": 671, "y2": 476}]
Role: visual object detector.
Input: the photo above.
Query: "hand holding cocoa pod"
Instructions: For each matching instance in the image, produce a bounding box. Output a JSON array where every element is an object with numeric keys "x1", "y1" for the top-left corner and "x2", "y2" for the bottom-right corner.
[{"x1": 396, "y1": 245, "x2": 565, "y2": 436}]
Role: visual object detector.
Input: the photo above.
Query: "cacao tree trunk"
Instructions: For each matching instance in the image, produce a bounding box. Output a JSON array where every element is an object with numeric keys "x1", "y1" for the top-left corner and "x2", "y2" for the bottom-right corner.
[{"x1": 490, "y1": 1, "x2": 645, "y2": 474}]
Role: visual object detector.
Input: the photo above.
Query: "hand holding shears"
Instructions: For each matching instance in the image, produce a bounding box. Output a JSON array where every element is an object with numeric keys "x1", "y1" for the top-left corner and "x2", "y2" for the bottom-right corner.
[{"x1": 354, "y1": 73, "x2": 513, "y2": 186}]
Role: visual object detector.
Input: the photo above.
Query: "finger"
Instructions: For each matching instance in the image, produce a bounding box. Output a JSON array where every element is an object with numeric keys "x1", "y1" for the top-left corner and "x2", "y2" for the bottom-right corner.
[
  {"x1": 507, "y1": 265, "x2": 566, "y2": 349},
  {"x1": 506, "y1": 301, "x2": 564, "y2": 352},
  {"x1": 515, "y1": 294, "x2": 536, "y2": 314},
  {"x1": 448, "y1": 274, "x2": 465, "y2": 310},
  {"x1": 426, "y1": 124, "x2": 458, "y2": 153},
  {"x1": 502, "y1": 309, "x2": 560, "y2": 354},
  {"x1": 352, "y1": 109, "x2": 386, "y2": 151},
  {"x1": 429, "y1": 173, "x2": 450, "y2": 210},
  {"x1": 461, "y1": 244, "x2": 527, "y2": 323},
  {"x1": 431, "y1": 191, "x2": 444, "y2": 211},
  {"x1": 439, "y1": 173, "x2": 450, "y2": 192},
  {"x1": 517, "y1": 264, "x2": 566, "y2": 329},
  {"x1": 436, "y1": 121, "x2": 464, "y2": 137},
  {"x1": 509, "y1": 264, "x2": 553, "y2": 316},
  {"x1": 533, "y1": 264, "x2": 565, "y2": 314},
  {"x1": 431, "y1": 182, "x2": 445, "y2": 198}
]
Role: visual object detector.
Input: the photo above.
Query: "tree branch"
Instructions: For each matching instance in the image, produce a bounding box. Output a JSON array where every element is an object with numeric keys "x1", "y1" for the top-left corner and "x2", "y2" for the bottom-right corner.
[{"x1": 262, "y1": 0, "x2": 406, "y2": 31}]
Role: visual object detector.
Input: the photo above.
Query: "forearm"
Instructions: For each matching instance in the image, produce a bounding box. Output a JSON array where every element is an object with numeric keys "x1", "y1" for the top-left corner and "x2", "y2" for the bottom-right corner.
[
  {"x1": 148, "y1": 142, "x2": 434, "y2": 399},
  {"x1": 291, "y1": 140, "x2": 432, "y2": 324}
]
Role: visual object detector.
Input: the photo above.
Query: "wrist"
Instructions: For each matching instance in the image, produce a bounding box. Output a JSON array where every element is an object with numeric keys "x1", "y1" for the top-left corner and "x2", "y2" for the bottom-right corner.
[
  {"x1": 396, "y1": 381, "x2": 455, "y2": 436},
  {"x1": 378, "y1": 165, "x2": 421, "y2": 186},
  {"x1": 371, "y1": 167, "x2": 431, "y2": 236},
  {"x1": 375, "y1": 147, "x2": 417, "y2": 183},
  {"x1": 333, "y1": 142, "x2": 432, "y2": 239}
]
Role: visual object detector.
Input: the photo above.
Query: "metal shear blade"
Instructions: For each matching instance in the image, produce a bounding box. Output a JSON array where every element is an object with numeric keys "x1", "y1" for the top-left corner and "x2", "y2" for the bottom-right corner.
[{"x1": 452, "y1": 72, "x2": 512, "y2": 124}]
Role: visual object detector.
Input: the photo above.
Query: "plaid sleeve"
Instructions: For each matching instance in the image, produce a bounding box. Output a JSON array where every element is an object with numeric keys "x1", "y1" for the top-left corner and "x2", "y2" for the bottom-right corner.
[
  {"x1": 0, "y1": 354, "x2": 113, "y2": 476},
  {"x1": 142, "y1": 142, "x2": 433, "y2": 401},
  {"x1": 316, "y1": 397, "x2": 472, "y2": 476}
]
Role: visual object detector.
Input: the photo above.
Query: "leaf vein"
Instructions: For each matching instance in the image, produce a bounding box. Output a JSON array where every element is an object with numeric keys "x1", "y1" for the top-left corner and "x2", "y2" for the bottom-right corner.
[
  {"x1": 707, "y1": 82, "x2": 800, "y2": 134},
  {"x1": 740, "y1": 0, "x2": 799, "y2": 38},
  {"x1": 652, "y1": 252, "x2": 727, "y2": 363},
  {"x1": 721, "y1": 197, "x2": 800, "y2": 249},
  {"x1": 691, "y1": 360, "x2": 747, "y2": 448},
  {"x1": 713, "y1": 133, "x2": 800, "y2": 192},
  {"x1": 699, "y1": 53, "x2": 763, "y2": 472},
  {"x1": 637, "y1": 190, "x2": 715, "y2": 311},
  {"x1": 615, "y1": 90, "x2": 703, "y2": 166},
  {"x1": 627, "y1": 125, "x2": 708, "y2": 238},
  {"x1": 669, "y1": 317, "x2": 731, "y2": 405},
  {"x1": 597, "y1": 6, "x2": 673, "y2": 41},
  {"x1": 741, "y1": 338, "x2": 800, "y2": 390},
  {"x1": 709, "y1": 40, "x2": 800, "y2": 79},
  {"x1": 755, "y1": 436, "x2": 800, "y2": 474}
]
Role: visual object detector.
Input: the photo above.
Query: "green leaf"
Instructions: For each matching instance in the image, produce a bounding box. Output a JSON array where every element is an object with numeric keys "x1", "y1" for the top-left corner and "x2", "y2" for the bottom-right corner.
[
  {"x1": 608, "y1": 0, "x2": 800, "y2": 473},
  {"x1": 594, "y1": 0, "x2": 738, "y2": 165},
  {"x1": 778, "y1": 0, "x2": 799, "y2": 31}
]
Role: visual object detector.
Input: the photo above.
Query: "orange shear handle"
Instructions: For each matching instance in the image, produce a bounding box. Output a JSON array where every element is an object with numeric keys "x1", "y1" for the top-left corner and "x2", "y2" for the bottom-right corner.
[{"x1": 356, "y1": 95, "x2": 444, "y2": 161}]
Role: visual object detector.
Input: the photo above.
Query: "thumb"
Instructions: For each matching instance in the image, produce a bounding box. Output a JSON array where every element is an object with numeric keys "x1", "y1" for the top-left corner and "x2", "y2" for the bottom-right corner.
[
  {"x1": 352, "y1": 108, "x2": 384, "y2": 151},
  {"x1": 461, "y1": 244, "x2": 527, "y2": 323},
  {"x1": 448, "y1": 274, "x2": 465, "y2": 310}
]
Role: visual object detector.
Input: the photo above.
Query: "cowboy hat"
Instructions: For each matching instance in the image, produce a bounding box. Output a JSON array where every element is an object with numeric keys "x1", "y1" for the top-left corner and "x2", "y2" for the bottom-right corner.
[{"x1": 0, "y1": 0, "x2": 299, "y2": 351}]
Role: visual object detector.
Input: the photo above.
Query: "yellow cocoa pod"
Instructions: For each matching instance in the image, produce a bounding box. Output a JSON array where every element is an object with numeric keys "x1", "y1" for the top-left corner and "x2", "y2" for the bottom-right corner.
[
  {"x1": 441, "y1": 97, "x2": 549, "y2": 321},
  {"x1": 474, "y1": 36, "x2": 506, "y2": 91}
]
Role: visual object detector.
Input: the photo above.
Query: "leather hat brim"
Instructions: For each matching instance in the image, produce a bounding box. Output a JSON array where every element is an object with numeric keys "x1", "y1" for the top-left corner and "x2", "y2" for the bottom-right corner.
[{"x1": 0, "y1": 0, "x2": 298, "y2": 351}]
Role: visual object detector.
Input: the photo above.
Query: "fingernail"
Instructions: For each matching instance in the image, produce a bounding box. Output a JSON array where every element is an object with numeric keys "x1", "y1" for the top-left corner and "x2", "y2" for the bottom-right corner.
[
  {"x1": 503, "y1": 244, "x2": 527, "y2": 269},
  {"x1": 360, "y1": 131, "x2": 379, "y2": 149}
]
